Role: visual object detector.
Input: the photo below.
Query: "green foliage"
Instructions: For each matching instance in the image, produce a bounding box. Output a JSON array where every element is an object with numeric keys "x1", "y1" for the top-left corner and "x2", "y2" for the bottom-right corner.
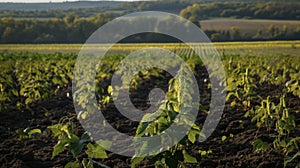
[
  {"x1": 246, "y1": 95, "x2": 299, "y2": 167},
  {"x1": 0, "y1": 14, "x2": 113, "y2": 44},
  {"x1": 85, "y1": 143, "x2": 108, "y2": 159},
  {"x1": 131, "y1": 64, "x2": 206, "y2": 167},
  {"x1": 131, "y1": 157, "x2": 144, "y2": 168},
  {"x1": 48, "y1": 117, "x2": 108, "y2": 168},
  {"x1": 1, "y1": 48, "x2": 300, "y2": 167},
  {"x1": 221, "y1": 136, "x2": 227, "y2": 142},
  {"x1": 180, "y1": 3, "x2": 300, "y2": 41},
  {"x1": 1, "y1": 2, "x2": 300, "y2": 44},
  {"x1": 245, "y1": 95, "x2": 295, "y2": 132},
  {"x1": 286, "y1": 68, "x2": 300, "y2": 97},
  {"x1": 0, "y1": 52, "x2": 74, "y2": 111},
  {"x1": 182, "y1": 150, "x2": 197, "y2": 163},
  {"x1": 180, "y1": 2, "x2": 300, "y2": 21},
  {"x1": 48, "y1": 121, "x2": 85, "y2": 159},
  {"x1": 15, "y1": 128, "x2": 43, "y2": 140},
  {"x1": 226, "y1": 65, "x2": 258, "y2": 109},
  {"x1": 252, "y1": 139, "x2": 268, "y2": 151}
]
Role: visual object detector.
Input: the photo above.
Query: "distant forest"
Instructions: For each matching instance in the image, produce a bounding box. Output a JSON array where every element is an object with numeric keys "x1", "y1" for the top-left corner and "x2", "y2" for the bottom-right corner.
[
  {"x1": 0, "y1": 1, "x2": 299, "y2": 43},
  {"x1": 0, "y1": 1, "x2": 122, "y2": 11},
  {"x1": 1, "y1": 0, "x2": 299, "y2": 18},
  {"x1": 180, "y1": 2, "x2": 300, "y2": 20}
]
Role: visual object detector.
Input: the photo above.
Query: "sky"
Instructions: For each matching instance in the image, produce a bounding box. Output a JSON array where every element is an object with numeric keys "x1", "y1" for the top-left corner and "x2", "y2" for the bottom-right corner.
[{"x1": 0, "y1": 0, "x2": 137, "y2": 2}]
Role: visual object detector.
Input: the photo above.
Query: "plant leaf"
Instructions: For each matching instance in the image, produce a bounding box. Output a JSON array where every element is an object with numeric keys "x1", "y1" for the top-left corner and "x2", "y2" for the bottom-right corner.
[
  {"x1": 221, "y1": 135, "x2": 227, "y2": 142},
  {"x1": 28, "y1": 129, "x2": 41, "y2": 136},
  {"x1": 183, "y1": 150, "x2": 197, "y2": 163},
  {"x1": 86, "y1": 143, "x2": 108, "y2": 159},
  {"x1": 52, "y1": 138, "x2": 68, "y2": 159},
  {"x1": 65, "y1": 161, "x2": 80, "y2": 168},
  {"x1": 131, "y1": 157, "x2": 144, "y2": 168}
]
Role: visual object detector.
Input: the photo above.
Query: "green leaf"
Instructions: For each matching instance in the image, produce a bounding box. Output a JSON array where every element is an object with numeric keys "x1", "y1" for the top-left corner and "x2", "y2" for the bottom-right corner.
[
  {"x1": 226, "y1": 92, "x2": 237, "y2": 101},
  {"x1": 230, "y1": 101, "x2": 237, "y2": 107},
  {"x1": 48, "y1": 124, "x2": 62, "y2": 137},
  {"x1": 173, "y1": 103, "x2": 180, "y2": 112},
  {"x1": 61, "y1": 124, "x2": 72, "y2": 138},
  {"x1": 12, "y1": 89, "x2": 19, "y2": 96},
  {"x1": 65, "y1": 161, "x2": 80, "y2": 168},
  {"x1": 199, "y1": 150, "x2": 207, "y2": 157},
  {"x1": 107, "y1": 85, "x2": 113, "y2": 94},
  {"x1": 188, "y1": 128, "x2": 199, "y2": 143},
  {"x1": 52, "y1": 138, "x2": 68, "y2": 159},
  {"x1": 221, "y1": 135, "x2": 227, "y2": 142},
  {"x1": 96, "y1": 140, "x2": 112, "y2": 149},
  {"x1": 86, "y1": 143, "x2": 108, "y2": 159},
  {"x1": 80, "y1": 132, "x2": 91, "y2": 144},
  {"x1": 69, "y1": 138, "x2": 83, "y2": 157},
  {"x1": 157, "y1": 117, "x2": 169, "y2": 133},
  {"x1": 82, "y1": 158, "x2": 94, "y2": 168},
  {"x1": 102, "y1": 96, "x2": 111, "y2": 104},
  {"x1": 79, "y1": 111, "x2": 89, "y2": 120},
  {"x1": 183, "y1": 150, "x2": 197, "y2": 163},
  {"x1": 131, "y1": 157, "x2": 144, "y2": 168},
  {"x1": 28, "y1": 129, "x2": 41, "y2": 136},
  {"x1": 252, "y1": 139, "x2": 268, "y2": 151},
  {"x1": 136, "y1": 122, "x2": 149, "y2": 137},
  {"x1": 52, "y1": 77, "x2": 62, "y2": 85},
  {"x1": 25, "y1": 97, "x2": 32, "y2": 105},
  {"x1": 279, "y1": 140, "x2": 287, "y2": 148},
  {"x1": 28, "y1": 128, "x2": 42, "y2": 138},
  {"x1": 137, "y1": 137, "x2": 161, "y2": 156}
]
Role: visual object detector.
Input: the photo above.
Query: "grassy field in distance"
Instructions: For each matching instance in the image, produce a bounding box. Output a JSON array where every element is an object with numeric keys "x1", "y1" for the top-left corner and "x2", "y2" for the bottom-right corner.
[
  {"x1": 0, "y1": 41, "x2": 299, "y2": 57},
  {"x1": 201, "y1": 18, "x2": 300, "y2": 36}
]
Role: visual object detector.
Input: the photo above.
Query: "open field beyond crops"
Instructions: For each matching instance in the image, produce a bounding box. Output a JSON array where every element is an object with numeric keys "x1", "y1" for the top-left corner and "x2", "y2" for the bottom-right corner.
[
  {"x1": 0, "y1": 41, "x2": 299, "y2": 56},
  {"x1": 201, "y1": 18, "x2": 300, "y2": 34}
]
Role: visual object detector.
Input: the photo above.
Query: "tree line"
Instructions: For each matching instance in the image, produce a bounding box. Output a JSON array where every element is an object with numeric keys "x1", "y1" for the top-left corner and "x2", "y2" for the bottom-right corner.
[
  {"x1": 0, "y1": 14, "x2": 113, "y2": 44},
  {"x1": 0, "y1": 7, "x2": 118, "y2": 19},
  {"x1": 206, "y1": 25, "x2": 300, "y2": 42},
  {"x1": 180, "y1": 2, "x2": 300, "y2": 20},
  {"x1": 1, "y1": 1, "x2": 300, "y2": 43},
  {"x1": 1, "y1": 14, "x2": 299, "y2": 44},
  {"x1": 1, "y1": 1, "x2": 299, "y2": 19}
]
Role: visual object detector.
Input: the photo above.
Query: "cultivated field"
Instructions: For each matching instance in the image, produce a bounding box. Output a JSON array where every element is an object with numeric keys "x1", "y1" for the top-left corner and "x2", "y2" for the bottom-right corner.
[
  {"x1": 0, "y1": 41, "x2": 299, "y2": 167},
  {"x1": 201, "y1": 18, "x2": 300, "y2": 36}
]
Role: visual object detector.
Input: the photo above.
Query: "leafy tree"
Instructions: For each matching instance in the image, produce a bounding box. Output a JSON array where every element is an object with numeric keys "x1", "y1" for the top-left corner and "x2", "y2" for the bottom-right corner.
[{"x1": 230, "y1": 26, "x2": 241, "y2": 41}]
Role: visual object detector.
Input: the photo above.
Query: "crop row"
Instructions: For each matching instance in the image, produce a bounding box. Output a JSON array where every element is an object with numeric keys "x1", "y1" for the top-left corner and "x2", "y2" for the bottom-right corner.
[{"x1": 0, "y1": 51, "x2": 299, "y2": 167}]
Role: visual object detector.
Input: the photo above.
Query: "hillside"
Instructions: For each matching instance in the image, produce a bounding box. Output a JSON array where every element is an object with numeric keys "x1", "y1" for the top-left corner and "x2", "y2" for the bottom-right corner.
[{"x1": 0, "y1": 0, "x2": 296, "y2": 13}]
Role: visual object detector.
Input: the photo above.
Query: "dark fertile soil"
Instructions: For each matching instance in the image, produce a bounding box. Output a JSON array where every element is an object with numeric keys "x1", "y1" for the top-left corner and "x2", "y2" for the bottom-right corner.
[{"x1": 0, "y1": 67, "x2": 299, "y2": 168}]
